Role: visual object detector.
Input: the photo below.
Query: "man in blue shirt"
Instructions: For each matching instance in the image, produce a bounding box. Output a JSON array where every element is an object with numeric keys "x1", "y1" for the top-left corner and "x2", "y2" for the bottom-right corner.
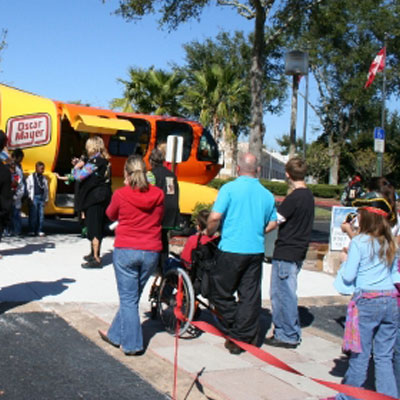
[{"x1": 206, "y1": 152, "x2": 277, "y2": 354}]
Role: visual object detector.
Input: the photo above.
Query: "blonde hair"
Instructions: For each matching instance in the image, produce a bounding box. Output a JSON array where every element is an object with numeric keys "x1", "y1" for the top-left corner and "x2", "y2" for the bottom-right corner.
[
  {"x1": 85, "y1": 136, "x2": 110, "y2": 159},
  {"x1": 125, "y1": 155, "x2": 149, "y2": 192}
]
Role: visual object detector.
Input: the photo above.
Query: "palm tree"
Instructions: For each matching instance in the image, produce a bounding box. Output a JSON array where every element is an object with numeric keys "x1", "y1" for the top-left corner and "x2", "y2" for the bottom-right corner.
[
  {"x1": 183, "y1": 63, "x2": 248, "y2": 175},
  {"x1": 183, "y1": 63, "x2": 248, "y2": 142},
  {"x1": 110, "y1": 67, "x2": 185, "y2": 116}
]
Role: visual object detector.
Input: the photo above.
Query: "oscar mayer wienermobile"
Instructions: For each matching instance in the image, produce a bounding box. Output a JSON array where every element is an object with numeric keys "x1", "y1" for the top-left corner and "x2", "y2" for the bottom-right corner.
[{"x1": 0, "y1": 84, "x2": 222, "y2": 216}]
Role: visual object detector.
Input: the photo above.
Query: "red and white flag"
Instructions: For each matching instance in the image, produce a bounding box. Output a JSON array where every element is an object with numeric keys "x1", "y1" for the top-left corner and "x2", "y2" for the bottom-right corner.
[{"x1": 364, "y1": 47, "x2": 386, "y2": 88}]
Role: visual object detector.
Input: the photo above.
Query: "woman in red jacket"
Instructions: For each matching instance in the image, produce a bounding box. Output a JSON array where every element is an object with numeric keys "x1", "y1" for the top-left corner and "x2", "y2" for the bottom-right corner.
[{"x1": 99, "y1": 155, "x2": 164, "y2": 355}]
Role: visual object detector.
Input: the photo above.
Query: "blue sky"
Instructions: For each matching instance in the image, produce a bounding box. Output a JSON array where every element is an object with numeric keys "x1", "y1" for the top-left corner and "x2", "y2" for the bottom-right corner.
[{"x1": 0, "y1": 0, "x2": 321, "y2": 151}]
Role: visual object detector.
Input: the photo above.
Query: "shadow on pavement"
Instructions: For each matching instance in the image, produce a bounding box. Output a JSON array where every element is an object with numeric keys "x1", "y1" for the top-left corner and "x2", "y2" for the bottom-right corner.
[
  {"x1": 1, "y1": 241, "x2": 56, "y2": 256},
  {"x1": 100, "y1": 250, "x2": 113, "y2": 268},
  {"x1": 0, "y1": 277, "x2": 76, "y2": 305},
  {"x1": 260, "y1": 306, "x2": 315, "y2": 342},
  {"x1": 330, "y1": 355, "x2": 375, "y2": 391}
]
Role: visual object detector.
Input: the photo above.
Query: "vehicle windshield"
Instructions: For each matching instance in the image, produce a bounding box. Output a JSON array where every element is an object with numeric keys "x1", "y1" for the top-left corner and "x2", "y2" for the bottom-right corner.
[{"x1": 197, "y1": 128, "x2": 219, "y2": 163}]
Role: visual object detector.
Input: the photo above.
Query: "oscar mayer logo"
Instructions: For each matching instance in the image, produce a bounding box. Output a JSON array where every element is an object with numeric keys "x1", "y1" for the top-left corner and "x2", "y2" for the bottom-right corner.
[{"x1": 7, "y1": 114, "x2": 51, "y2": 149}]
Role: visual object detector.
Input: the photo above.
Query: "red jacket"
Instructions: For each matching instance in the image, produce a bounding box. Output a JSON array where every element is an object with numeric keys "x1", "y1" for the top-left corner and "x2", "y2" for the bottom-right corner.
[
  {"x1": 180, "y1": 233, "x2": 217, "y2": 267},
  {"x1": 106, "y1": 185, "x2": 164, "y2": 251}
]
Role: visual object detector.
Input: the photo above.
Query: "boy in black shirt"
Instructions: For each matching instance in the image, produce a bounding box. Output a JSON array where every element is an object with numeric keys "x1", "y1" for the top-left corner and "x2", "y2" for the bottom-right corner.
[{"x1": 266, "y1": 157, "x2": 314, "y2": 348}]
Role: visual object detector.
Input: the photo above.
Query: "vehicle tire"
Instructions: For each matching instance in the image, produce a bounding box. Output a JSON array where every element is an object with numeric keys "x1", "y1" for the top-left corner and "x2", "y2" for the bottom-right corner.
[{"x1": 158, "y1": 267, "x2": 195, "y2": 337}]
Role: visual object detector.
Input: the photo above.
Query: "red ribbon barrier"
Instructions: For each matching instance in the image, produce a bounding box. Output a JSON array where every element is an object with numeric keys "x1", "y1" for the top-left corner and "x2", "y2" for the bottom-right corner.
[
  {"x1": 171, "y1": 284, "x2": 398, "y2": 400},
  {"x1": 172, "y1": 274, "x2": 183, "y2": 400},
  {"x1": 188, "y1": 319, "x2": 398, "y2": 400}
]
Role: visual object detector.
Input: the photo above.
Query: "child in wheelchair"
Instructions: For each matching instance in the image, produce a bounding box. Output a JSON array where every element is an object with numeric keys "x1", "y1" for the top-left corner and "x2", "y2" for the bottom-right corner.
[
  {"x1": 150, "y1": 209, "x2": 219, "y2": 336},
  {"x1": 179, "y1": 210, "x2": 217, "y2": 269}
]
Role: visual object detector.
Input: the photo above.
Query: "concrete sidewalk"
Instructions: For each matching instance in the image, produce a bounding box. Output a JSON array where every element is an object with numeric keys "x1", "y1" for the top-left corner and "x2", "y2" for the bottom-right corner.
[{"x1": 0, "y1": 234, "x2": 348, "y2": 400}]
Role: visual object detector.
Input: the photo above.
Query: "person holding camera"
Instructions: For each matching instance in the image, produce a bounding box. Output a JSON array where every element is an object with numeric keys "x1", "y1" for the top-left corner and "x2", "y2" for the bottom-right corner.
[{"x1": 72, "y1": 136, "x2": 112, "y2": 268}]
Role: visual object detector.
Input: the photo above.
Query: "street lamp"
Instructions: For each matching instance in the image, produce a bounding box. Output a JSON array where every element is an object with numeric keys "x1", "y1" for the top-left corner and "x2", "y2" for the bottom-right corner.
[{"x1": 285, "y1": 50, "x2": 309, "y2": 159}]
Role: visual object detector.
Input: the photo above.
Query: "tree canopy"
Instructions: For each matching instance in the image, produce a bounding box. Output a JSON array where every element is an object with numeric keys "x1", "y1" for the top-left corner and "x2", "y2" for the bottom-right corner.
[{"x1": 107, "y1": 0, "x2": 323, "y2": 162}]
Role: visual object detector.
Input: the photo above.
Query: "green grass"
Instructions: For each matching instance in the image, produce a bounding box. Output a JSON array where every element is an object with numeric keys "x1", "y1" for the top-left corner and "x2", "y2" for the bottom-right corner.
[{"x1": 315, "y1": 206, "x2": 332, "y2": 220}]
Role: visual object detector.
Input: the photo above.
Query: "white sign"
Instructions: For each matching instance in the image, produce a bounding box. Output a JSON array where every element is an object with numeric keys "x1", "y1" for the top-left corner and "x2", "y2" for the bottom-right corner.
[
  {"x1": 6, "y1": 114, "x2": 51, "y2": 149},
  {"x1": 329, "y1": 206, "x2": 357, "y2": 251},
  {"x1": 374, "y1": 127, "x2": 385, "y2": 153},
  {"x1": 166, "y1": 135, "x2": 183, "y2": 163}
]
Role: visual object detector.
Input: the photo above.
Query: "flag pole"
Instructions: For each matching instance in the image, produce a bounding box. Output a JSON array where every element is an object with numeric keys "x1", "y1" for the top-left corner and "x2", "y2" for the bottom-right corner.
[{"x1": 377, "y1": 35, "x2": 387, "y2": 177}]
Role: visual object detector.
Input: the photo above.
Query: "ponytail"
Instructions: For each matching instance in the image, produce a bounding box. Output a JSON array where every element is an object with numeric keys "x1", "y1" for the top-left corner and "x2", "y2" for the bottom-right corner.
[{"x1": 124, "y1": 155, "x2": 149, "y2": 192}]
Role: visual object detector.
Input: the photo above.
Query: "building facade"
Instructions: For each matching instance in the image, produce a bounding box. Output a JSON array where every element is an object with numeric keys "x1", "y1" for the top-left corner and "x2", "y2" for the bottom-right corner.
[{"x1": 218, "y1": 141, "x2": 287, "y2": 180}]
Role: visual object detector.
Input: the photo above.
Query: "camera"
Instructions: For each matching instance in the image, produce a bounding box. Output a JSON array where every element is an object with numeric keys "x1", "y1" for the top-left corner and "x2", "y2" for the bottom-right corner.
[{"x1": 345, "y1": 212, "x2": 357, "y2": 224}]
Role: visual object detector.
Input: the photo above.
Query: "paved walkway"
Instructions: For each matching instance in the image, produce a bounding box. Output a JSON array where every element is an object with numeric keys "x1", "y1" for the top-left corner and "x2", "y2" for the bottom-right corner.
[{"x1": 0, "y1": 234, "x2": 349, "y2": 400}]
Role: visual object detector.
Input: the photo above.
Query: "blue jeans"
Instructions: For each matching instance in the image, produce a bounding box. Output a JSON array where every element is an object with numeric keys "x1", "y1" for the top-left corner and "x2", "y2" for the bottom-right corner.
[
  {"x1": 393, "y1": 309, "x2": 400, "y2": 395},
  {"x1": 337, "y1": 294, "x2": 398, "y2": 400},
  {"x1": 29, "y1": 194, "x2": 45, "y2": 234},
  {"x1": 270, "y1": 259, "x2": 302, "y2": 344},
  {"x1": 11, "y1": 205, "x2": 22, "y2": 235},
  {"x1": 107, "y1": 248, "x2": 159, "y2": 353}
]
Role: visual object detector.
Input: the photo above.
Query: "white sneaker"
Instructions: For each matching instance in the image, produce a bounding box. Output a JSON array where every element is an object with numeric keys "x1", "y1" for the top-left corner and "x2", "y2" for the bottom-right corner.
[{"x1": 38, "y1": 232, "x2": 46, "y2": 237}]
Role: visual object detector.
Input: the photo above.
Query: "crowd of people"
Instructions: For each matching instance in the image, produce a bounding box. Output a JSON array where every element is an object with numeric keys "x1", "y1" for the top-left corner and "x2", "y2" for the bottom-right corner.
[
  {"x1": 0, "y1": 127, "x2": 399, "y2": 399},
  {"x1": 0, "y1": 130, "x2": 50, "y2": 239}
]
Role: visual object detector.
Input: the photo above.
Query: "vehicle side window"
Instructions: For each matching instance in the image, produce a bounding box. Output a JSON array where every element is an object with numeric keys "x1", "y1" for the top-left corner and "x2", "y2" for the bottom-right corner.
[
  {"x1": 155, "y1": 121, "x2": 193, "y2": 161},
  {"x1": 108, "y1": 118, "x2": 150, "y2": 157},
  {"x1": 197, "y1": 129, "x2": 219, "y2": 163}
]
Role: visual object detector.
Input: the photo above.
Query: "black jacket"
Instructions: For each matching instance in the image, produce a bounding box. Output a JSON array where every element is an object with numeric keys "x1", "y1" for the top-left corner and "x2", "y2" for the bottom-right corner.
[
  {"x1": 77, "y1": 156, "x2": 112, "y2": 211},
  {"x1": 0, "y1": 163, "x2": 12, "y2": 231},
  {"x1": 152, "y1": 165, "x2": 180, "y2": 229}
]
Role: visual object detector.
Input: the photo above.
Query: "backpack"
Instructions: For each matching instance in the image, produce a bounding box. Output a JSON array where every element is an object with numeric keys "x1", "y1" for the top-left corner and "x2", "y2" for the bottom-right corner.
[
  {"x1": 341, "y1": 181, "x2": 364, "y2": 206},
  {"x1": 190, "y1": 235, "x2": 220, "y2": 298}
]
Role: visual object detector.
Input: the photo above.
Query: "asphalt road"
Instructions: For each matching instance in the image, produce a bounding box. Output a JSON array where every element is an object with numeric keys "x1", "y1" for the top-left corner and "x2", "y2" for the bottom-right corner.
[{"x1": 0, "y1": 312, "x2": 168, "y2": 400}]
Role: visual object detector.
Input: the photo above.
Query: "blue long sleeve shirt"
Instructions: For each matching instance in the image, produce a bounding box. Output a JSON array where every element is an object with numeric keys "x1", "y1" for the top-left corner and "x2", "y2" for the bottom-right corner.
[{"x1": 339, "y1": 233, "x2": 400, "y2": 291}]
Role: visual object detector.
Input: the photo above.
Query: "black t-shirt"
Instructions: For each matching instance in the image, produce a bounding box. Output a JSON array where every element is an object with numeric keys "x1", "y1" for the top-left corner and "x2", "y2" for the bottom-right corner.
[{"x1": 272, "y1": 187, "x2": 314, "y2": 262}]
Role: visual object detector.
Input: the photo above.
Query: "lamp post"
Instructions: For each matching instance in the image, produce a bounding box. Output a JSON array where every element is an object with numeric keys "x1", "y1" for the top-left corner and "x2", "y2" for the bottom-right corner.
[{"x1": 285, "y1": 50, "x2": 309, "y2": 159}]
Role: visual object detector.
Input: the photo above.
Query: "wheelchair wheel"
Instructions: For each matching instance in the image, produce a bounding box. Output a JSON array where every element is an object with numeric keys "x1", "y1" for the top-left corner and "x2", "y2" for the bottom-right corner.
[{"x1": 158, "y1": 267, "x2": 195, "y2": 337}]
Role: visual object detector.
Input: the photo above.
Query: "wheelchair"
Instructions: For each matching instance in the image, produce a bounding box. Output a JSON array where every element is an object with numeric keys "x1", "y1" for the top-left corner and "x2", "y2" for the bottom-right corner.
[{"x1": 149, "y1": 236, "x2": 219, "y2": 337}]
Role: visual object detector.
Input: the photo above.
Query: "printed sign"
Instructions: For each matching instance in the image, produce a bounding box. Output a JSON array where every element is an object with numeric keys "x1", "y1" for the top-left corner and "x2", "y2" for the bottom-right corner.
[
  {"x1": 6, "y1": 114, "x2": 51, "y2": 149},
  {"x1": 330, "y1": 206, "x2": 357, "y2": 251},
  {"x1": 166, "y1": 135, "x2": 183, "y2": 163}
]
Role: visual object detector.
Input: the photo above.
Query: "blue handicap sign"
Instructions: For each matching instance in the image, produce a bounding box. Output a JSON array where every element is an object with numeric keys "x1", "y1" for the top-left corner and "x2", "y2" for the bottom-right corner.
[{"x1": 374, "y1": 127, "x2": 385, "y2": 140}]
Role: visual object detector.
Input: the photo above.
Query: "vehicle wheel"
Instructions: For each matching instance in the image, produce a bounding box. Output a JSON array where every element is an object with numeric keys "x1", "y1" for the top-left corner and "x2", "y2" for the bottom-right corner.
[{"x1": 158, "y1": 268, "x2": 195, "y2": 337}]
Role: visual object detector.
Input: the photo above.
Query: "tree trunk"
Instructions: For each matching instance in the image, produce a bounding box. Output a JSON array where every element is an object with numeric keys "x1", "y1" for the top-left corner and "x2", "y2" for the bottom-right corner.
[
  {"x1": 248, "y1": 1, "x2": 266, "y2": 163},
  {"x1": 328, "y1": 134, "x2": 339, "y2": 185},
  {"x1": 231, "y1": 128, "x2": 239, "y2": 177},
  {"x1": 289, "y1": 75, "x2": 299, "y2": 159}
]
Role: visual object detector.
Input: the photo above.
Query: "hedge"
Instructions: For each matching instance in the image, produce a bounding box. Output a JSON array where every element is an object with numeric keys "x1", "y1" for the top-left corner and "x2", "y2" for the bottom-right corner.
[{"x1": 207, "y1": 178, "x2": 343, "y2": 199}]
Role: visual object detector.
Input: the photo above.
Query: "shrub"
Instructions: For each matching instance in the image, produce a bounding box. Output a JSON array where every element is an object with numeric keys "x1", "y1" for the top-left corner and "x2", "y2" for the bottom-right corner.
[
  {"x1": 308, "y1": 184, "x2": 342, "y2": 199},
  {"x1": 207, "y1": 178, "x2": 342, "y2": 198}
]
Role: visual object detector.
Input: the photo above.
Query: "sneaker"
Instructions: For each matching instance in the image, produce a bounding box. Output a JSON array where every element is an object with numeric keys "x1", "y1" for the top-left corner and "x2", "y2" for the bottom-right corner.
[
  {"x1": 265, "y1": 336, "x2": 299, "y2": 349},
  {"x1": 83, "y1": 254, "x2": 95, "y2": 262},
  {"x1": 81, "y1": 260, "x2": 102, "y2": 269},
  {"x1": 38, "y1": 232, "x2": 46, "y2": 237}
]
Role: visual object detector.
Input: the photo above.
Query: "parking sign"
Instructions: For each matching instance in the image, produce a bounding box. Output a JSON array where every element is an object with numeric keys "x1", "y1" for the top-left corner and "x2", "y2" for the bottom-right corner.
[{"x1": 374, "y1": 127, "x2": 385, "y2": 153}]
